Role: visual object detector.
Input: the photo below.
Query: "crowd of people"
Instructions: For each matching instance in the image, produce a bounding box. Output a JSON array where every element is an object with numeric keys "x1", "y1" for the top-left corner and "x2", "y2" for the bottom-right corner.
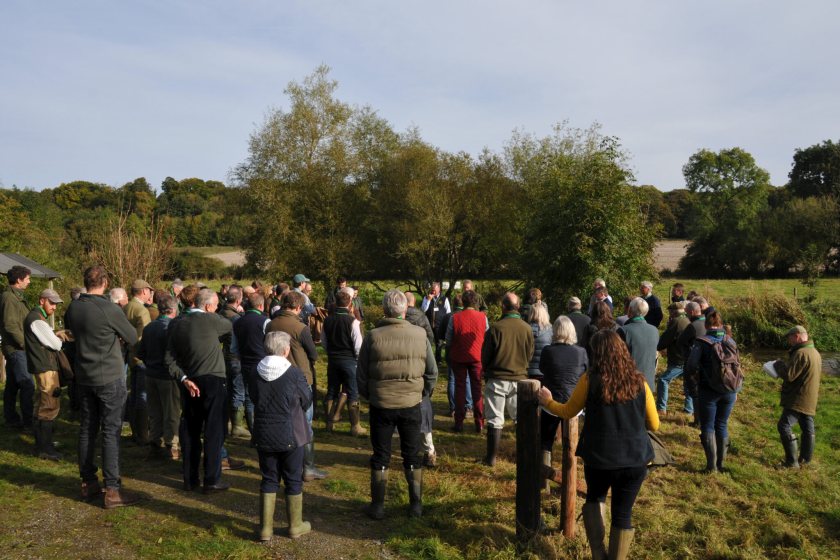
[{"x1": 0, "y1": 267, "x2": 825, "y2": 559}]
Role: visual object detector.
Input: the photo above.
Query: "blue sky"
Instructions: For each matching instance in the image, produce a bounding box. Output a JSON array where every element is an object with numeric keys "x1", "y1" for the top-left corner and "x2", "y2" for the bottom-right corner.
[{"x1": 2, "y1": 1, "x2": 838, "y2": 192}]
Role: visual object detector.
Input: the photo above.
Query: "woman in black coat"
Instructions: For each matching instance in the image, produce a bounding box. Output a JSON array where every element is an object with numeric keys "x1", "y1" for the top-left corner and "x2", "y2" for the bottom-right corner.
[{"x1": 249, "y1": 331, "x2": 313, "y2": 541}]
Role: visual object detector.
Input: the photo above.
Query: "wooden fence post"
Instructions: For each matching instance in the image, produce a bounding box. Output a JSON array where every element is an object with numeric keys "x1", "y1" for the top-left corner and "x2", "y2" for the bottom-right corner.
[
  {"x1": 560, "y1": 416, "x2": 579, "y2": 538},
  {"x1": 516, "y1": 379, "x2": 542, "y2": 540}
]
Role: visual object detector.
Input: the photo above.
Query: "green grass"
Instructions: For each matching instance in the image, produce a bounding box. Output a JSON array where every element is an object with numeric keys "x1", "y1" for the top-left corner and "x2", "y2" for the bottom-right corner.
[{"x1": 2, "y1": 351, "x2": 838, "y2": 559}]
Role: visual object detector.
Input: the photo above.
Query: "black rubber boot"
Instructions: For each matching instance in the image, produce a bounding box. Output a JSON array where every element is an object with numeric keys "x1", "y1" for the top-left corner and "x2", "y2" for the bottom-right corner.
[
  {"x1": 700, "y1": 432, "x2": 717, "y2": 473},
  {"x1": 37, "y1": 420, "x2": 62, "y2": 461},
  {"x1": 799, "y1": 433, "x2": 815, "y2": 464},
  {"x1": 715, "y1": 435, "x2": 729, "y2": 472},
  {"x1": 780, "y1": 434, "x2": 799, "y2": 468},
  {"x1": 484, "y1": 427, "x2": 501, "y2": 466},
  {"x1": 405, "y1": 466, "x2": 423, "y2": 517},
  {"x1": 366, "y1": 467, "x2": 387, "y2": 520}
]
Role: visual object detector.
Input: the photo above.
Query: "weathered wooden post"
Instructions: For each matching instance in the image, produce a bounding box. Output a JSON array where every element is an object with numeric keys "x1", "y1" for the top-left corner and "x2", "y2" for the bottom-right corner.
[
  {"x1": 560, "y1": 416, "x2": 579, "y2": 538},
  {"x1": 516, "y1": 379, "x2": 542, "y2": 539}
]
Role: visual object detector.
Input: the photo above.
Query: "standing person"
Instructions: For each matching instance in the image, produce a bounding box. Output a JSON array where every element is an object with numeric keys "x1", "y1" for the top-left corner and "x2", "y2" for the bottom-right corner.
[
  {"x1": 587, "y1": 279, "x2": 614, "y2": 315},
  {"x1": 685, "y1": 311, "x2": 739, "y2": 474},
  {"x1": 671, "y1": 283, "x2": 686, "y2": 303},
  {"x1": 65, "y1": 265, "x2": 140, "y2": 508},
  {"x1": 615, "y1": 297, "x2": 633, "y2": 327},
  {"x1": 24, "y1": 289, "x2": 65, "y2": 460},
  {"x1": 774, "y1": 326, "x2": 822, "y2": 468},
  {"x1": 655, "y1": 302, "x2": 691, "y2": 415},
  {"x1": 564, "y1": 296, "x2": 591, "y2": 349},
  {"x1": 538, "y1": 330, "x2": 659, "y2": 560},
  {"x1": 420, "y1": 282, "x2": 450, "y2": 361},
  {"x1": 462, "y1": 279, "x2": 487, "y2": 312},
  {"x1": 446, "y1": 290, "x2": 488, "y2": 433},
  {"x1": 403, "y1": 291, "x2": 437, "y2": 464},
  {"x1": 323, "y1": 276, "x2": 347, "y2": 315},
  {"x1": 166, "y1": 288, "x2": 233, "y2": 493},
  {"x1": 405, "y1": 292, "x2": 435, "y2": 346},
  {"x1": 639, "y1": 281, "x2": 663, "y2": 328},
  {"x1": 220, "y1": 285, "x2": 250, "y2": 438},
  {"x1": 125, "y1": 279, "x2": 153, "y2": 445},
  {"x1": 438, "y1": 294, "x2": 470, "y2": 417},
  {"x1": 1, "y1": 265, "x2": 34, "y2": 430},
  {"x1": 519, "y1": 288, "x2": 542, "y2": 324},
  {"x1": 677, "y1": 301, "x2": 706, "y2": 422},
  {"x1": 137, "y1": 294, "x2": 181, "y2": 461},
  {"x1": 267, "y1": 290, "x2": 327, "y2": 481},
  {"x1": 321, "y1": 288, "x2": 364, "y2": 435},
  {"x1": 618, "y1": 298, "x2": 659, "y2": 392},
  {"x1": 350, "y1": 286, "x2": 365, "y2": 324},
  {"x1": 292, "y1": 274, "x2": 317, "y2": 325},
  {"x1": 357, "y1": 290, "x2": 438, "y2": 519},
  {"x1": 252, "y1": 331, "x2": 313, "y2": 541},
  {"x1": 527, "y1": 302, "x2": 552, "y2": 377},
  {"x1": 535, "y1": 316, "x2": 588, "y2": 481},
  {"x1": 481, "y1": 292, "x2": 534, "y2": 466}
]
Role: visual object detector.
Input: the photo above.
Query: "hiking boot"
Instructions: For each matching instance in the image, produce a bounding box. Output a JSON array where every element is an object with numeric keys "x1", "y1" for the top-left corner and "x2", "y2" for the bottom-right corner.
[
  {"x1": 258, "y1": 492, "x2": 276, "y2": 541},
  {"x1": 221, "y1": 456, "x2": 245, "y2": 470},
  {"x1": 700, "y1": 432, "x2": 717, "y2": 473},
  {"x1": 80, "y1": 479, "x2": 104, "y2": 502},
  {"x1": 582, "y1": 502, "x2": 608, "y2": 560},
  {"x1": 484, "y1": 427, "x2": 501, "y2": 466},
  {"x1": 405, "y1": 466, "x2": 423, "y2": 518},
  {"x1": 607, "y1": 527, "x2": 635, "y2": 560},
  {"x1": 303, "y1": 443, "x2": 328, "y2": 481},
  {"x1": 104, "y1": 487, "x2": 140, "y2": 509},
  {"x1": 285, "y1": 493, "x2": 312, "y2": 538},
  {"x1": 349, "y1": 401, "x2": 367, "y2": 436},
  {"x1": 366, "y1": 467, "x2": 387, "y2": 520}
]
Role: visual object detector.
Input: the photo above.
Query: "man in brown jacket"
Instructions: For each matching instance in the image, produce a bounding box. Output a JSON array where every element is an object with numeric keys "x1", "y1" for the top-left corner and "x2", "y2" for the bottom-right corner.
[
  {"x1": 481, "y1": 292, "x2": 534, "y2": 466},
  {"x1": 267, "y1": 290, "x2": 327, "y2": 481},
  {"x1": 1, "y1": 265, "x2": 34, "y2": 430},
  {"x1": 125, "y1": 279, "x2": 153, "y2": 445},
  {"x1": 775, "y1": 325, "x2": 822, "y2": 468}
]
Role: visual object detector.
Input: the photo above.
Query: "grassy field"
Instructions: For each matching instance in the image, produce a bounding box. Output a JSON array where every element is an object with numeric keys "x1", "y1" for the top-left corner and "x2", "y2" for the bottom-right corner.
[{"x1": 1, "y1": 350, "x2": 838, "y2": 560}]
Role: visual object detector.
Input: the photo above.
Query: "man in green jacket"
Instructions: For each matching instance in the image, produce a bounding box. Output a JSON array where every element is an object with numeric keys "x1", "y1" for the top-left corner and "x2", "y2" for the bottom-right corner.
[
  {"x1": 357, "y1": 289, "x2": 438, "y2": 519},
  {"x1": 1, "y1": 265, "x2": 34, "y2": 430},
  {"x1": 125, "y1": 279, "x2": 153, "y2": 445},
  {"x1": 775, "y1": 325, "x2": 822, "y2": 468},
  {"x1": 481, "y1": 292, "x2": 534, "y2": 466}
]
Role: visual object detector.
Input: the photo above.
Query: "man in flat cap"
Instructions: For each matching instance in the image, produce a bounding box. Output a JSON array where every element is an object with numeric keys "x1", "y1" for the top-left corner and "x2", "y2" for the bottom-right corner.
[
  {"x1": 25, "y1": 289, "x2": 66, "y2": 460},
  {"x1": 775, "y1": 326, "x2": 822, "y2": 468},
  {"x1": 125, "y1": 279, "x2": 153, "y2": 445}
]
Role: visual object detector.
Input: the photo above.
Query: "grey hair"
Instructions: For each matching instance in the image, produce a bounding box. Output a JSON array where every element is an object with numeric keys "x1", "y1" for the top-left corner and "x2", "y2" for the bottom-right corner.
[
  {"x1": 195, "y1": 288, "x2": 217, "y2": 308},
  {"x1": 685, "y1": 301, "x2": 701, "y2": 315},
  {"x1": 171, "y1": 279, "x2": 184, "y2": 288},
  {"x1": 382, "y1": 289, "x2": 407, "y2": 318},
  {"x1": 340, "y1": 286, "x2": 355, "y2": 298},
  {"x1": 109, "y1": 288, "x2": 127, "y2": 304},
  {"x1": 641, "y1": 281, "x2": 653, "y2": 290},
  {"x1": 226, "y1": 285, "x2": 242, "y2": 304},
  {"x1": 628, "y1": 297, "x2": 649, "y2": 318},
  {"x1": 553, "y1": 315, "x2": 578, "y2": 345},
  {"x1": 594, "y1": 278, "x2": 606, "y2": 288},
  {"x1": 692, "y1": 296, "x2": 708, "y2": 307},
  {"x1": 527, "y1": 301, "x2": 551, "y2": 330},
  {"x1": 264, "y1": 331, "x2": 291, "y2": 356}
]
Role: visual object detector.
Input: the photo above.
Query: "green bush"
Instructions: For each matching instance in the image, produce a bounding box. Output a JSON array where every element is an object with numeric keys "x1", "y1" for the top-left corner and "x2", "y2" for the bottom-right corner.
[
  {"x1": 718, "y1": 293, "x2": 807, "y2": 349},
  {"x1": 169, "y1": 251, "x2": 229, "y2": 280}
]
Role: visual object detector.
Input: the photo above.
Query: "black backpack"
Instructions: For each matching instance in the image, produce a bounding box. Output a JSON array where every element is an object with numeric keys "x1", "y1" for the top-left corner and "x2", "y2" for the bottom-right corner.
[{"x1": 697, "y1": 335, "x2": 744, "y2": 393}]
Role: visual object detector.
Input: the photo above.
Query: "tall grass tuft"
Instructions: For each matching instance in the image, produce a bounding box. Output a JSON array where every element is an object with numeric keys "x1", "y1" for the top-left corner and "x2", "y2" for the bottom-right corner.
[{"x1": 718, "y1": 292, "x2": 807, "y2": 349}]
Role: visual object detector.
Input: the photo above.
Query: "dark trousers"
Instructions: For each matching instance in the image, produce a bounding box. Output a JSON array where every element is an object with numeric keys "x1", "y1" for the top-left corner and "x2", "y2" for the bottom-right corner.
[
  {"x1": 181, "y1": 375, "x2": 227, "y2": 487},
  {"x1": 452, "y1": 360, "x2": 484, "y2": 427},
  {"x1": 369, "y1": 403, "x2": 422, "y2": 470},
  {"x1": 325, "y1": 356, "x2": 359, "y2": 402},
  {"x1": 778, "y1": 408, "x2": 815, "y2": 439},
  {"x1": 698, "y1": 388, "x2": 737, "y2": 438},
  {"x1": 3, "y1": 351, "x2": 34, "y2": 426},
  {"x1": 540, "y1": 413, "x2": 563, "y2": 452},
  {"x1": 78, "y1": 378, "x2": 127, "y2": 488},
  {"x1": 258, "y1": 446, "x2": 305, "y2": 495},
  {"x1": 584, "y1": 465, "x2": 648, "y2": 530}
]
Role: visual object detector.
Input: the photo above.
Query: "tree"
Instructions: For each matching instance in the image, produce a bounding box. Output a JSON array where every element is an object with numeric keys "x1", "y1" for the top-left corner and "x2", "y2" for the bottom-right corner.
[
  {"x1": 764, "y1": 196, "x2": 840, "y2": 278},
  {"x1": 788, "y1": 140, "x2": 840, "y2": 199},
  {"x1": 680, "y1": 147, "x2": 772, "y2": 277}
]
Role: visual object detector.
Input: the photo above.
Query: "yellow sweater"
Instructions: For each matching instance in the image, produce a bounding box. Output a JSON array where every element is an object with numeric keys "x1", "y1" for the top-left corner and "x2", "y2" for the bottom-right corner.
[{"x1": 544, "y1": 372, "x2": 660, "y2": 432}]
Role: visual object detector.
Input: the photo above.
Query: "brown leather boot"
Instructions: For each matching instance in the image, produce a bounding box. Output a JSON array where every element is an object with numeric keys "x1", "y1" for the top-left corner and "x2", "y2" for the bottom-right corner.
[
  {"x1": 222, "y1": 456, "x2": 245, "y2": 470},
  {"x1": 104, "y1": 487, "x2": 141, "y2": 509},
  {"x1": 80, "y1": 479, "x2": 104, "y2": 502}
]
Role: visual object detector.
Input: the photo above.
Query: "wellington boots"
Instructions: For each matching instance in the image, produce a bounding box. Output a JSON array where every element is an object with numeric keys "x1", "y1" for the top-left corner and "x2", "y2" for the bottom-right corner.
[
  {"x1": 700, "y1": 432, "x2": 717, "y2": 473},
  {"x1": 582, "y1": 502, "x2": 608, "y2": 560},
  {"x1": 716, "y1": 435, "x2": 729, "y2": 472},
  {"x1": 230, "y1": 407, "x2": 251, "y2": 438},
  {"x1": 607, "y1": 528, "x2": 635, "y2": 560},
  {"x1": 542, "y1": 451, "x2": 552, "y2": 492},
  {"x1": 325, "y1": 399, "x2": 336, "y2": 431},
  {"x1": 332, "y1": 393, "x2": 348, "y2": 424},
  {"x1": 36, "y1": 420, "x2": 62, "y2": 461},
  {"x1": 349, "y1": 401, "x2": 367, "y2": 437},
  {"x1": 366, "y1": 467, "x2": 387, "y2": 520},
  {"x1": 799, "y1": 433, "x2": 815, "y2": 465},
  {"x1": 405, "y1": 466, "x2": 423, "y2": 517},
  {"x1": 285, "y1": 493, "x2": 312, "y2": 539},
  {"x1": 780, "y1": 434, "x2": 799, "y2": 469},
  {"x1": 132, "y1": 406, "x2": 150, "y2": 446},
  {"x1": 303, "y1": 443, "x2": 328, "y2": 481},
  {"x1": 484, "y1": 427, "x2": 501, "y2": 466},
  {"x1": 104, "y1": 487, "x2": 141, "y2": 509},
  {"x1": 258, "y1": 492, "x2": 276, "y2": 541}
]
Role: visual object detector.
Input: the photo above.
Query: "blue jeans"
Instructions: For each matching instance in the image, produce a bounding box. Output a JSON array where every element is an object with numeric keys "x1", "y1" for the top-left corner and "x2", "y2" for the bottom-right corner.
[
  {"x1": 697, "y1": 388, "x2": 737, "y2": 438},
  {"x1": 777, "y1": 409, "x2": 815, "y2": 439},
  {"x1": 656, "y1": 365, "x2": 694, "y2": 414},
  {"x1": 3, "y1": 351, "x2": 34, "y2": 426},
  {"x1": 237, "y1": 364, "x2": 255, "y2": 416},
  {"x1": 129, "y1": 363, "x2": 147, "y2": 408},
  {"x1": 447, "y1": 366, "x2": 472, "y2": 413},
  {"x1": 78, "y1": 378, "x2": 127, "y2": 488},
  {"x1": 325, "y1": 357, "x2": 359, "y2": 402}
]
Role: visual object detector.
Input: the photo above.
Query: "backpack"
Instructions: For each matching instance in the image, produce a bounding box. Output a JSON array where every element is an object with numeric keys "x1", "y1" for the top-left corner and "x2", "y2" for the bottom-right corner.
[{"x1": 698, "y1": 336, "x2": 744, "y2": 392}]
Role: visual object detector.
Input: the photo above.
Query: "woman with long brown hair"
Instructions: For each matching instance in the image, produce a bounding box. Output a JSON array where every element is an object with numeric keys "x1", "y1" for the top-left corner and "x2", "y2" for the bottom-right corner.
[{"x1": 538, "y1": 329, "x2": 659, "y2": 560}]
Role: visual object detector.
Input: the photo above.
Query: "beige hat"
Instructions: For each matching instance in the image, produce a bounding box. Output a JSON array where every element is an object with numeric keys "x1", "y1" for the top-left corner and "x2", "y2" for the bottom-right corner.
[
  {"x1": 132, "y1": 279, "x2": 152, "y2": 290},
  {"x1": 785, "y1": 325, "x2": 807, "y2": 336},
  {"x1": 39, "y1": 289, "x2": 63, "y2": 304}
]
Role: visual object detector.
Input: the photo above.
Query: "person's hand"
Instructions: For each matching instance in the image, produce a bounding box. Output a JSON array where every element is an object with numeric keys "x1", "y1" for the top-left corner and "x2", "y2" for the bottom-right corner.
[
  {"x1": 183, "y1": 379, "x2": 200, "y2": 398},
  {"x1": 538, "y1": 386, "x2": 552, "y2": 407}
]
